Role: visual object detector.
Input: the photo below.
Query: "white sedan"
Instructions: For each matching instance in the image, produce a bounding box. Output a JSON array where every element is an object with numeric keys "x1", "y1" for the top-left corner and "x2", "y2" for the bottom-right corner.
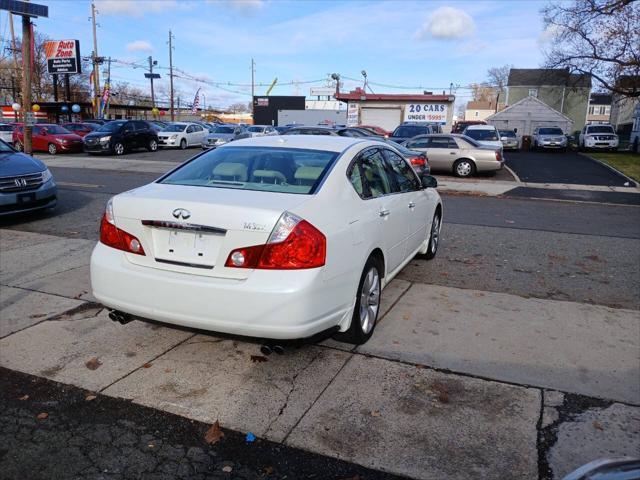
[
  {"x1": 90, "y1": 136, "x2": 442, "y2": 344},
  {"x1": 158, "y1": 122, "x2": 207, "y2": 149}
]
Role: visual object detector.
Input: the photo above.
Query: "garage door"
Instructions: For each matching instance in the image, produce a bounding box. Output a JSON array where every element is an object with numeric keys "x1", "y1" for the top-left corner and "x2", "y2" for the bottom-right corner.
[{"x1": 361, "y1": 107, "x2": 402, "y2": 132}]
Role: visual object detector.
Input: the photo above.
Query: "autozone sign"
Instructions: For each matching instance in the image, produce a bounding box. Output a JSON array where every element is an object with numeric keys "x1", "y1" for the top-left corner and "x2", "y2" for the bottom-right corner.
[
  {"x1": 404, "y1": 103, "x2": 448, "y2": 124},
  {"x1": 43, "y1": 40, "x2": 81, "y2": 74}
]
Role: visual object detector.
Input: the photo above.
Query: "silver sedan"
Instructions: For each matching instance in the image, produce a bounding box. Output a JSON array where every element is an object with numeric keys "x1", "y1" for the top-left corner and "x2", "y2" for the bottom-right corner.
[{"x1": 403, "y1": 134, "x2": 504, "y2": 178}]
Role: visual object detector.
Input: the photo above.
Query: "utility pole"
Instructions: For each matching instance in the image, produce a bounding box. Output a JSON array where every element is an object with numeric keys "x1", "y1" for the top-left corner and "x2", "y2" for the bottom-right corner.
[
  {"x1": 91, "y1": 2, "x2": 101, "y2": 118},
  {"x1": 8, "y1": 12, "x2": 20, "y2": 117},
  {"x1": 168, "y1": 30, "x2": 175, "y2": 121},
  {"x1": 21, "y1": 15, "x2": 32, "y2": 154},
  {"x1": 251, "y1": 58, "x2": 255, "y2": 116},
  {"x1": 104, "y1": 56, "x2": 112, "y2": 118},
  {"x1": 148, "y1": 56, "x2": 156, "y2": 107}
]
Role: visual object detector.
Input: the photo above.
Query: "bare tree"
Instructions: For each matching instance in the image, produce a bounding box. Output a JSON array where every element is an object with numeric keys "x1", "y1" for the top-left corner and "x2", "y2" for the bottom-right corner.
[
  {"x1": 541, "y1": 0, "x2": 640, "y2": 97},
  {"x1": 228, "y1": 102, "x2": 249, "y2": 113}
]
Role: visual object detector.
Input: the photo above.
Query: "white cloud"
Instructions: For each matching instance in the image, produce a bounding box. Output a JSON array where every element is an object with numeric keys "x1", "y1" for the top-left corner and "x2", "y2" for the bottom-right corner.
[
  {"x1": 126, "y1": 40, "x2": 153, "y2": 52},
  {"x1": 414, "y1": 6, "x2": 476, "y2": 40},
  {"x1": 95, "y1": 0, "x2": 178, "y2": 17},
  {"x1": 538, "y1": 24, "x2": 564, "y2": 45}
]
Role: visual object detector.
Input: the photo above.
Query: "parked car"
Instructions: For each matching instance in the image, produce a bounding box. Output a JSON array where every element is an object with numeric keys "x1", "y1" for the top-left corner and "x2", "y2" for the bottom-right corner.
[
  {"x1": 158, "y1": 122, "x2": 208, "y2": 149},
  {"x1": 282, "y1": 126, "x2": 338, "y2": 136},
  {"x1": 83, "y1": 120, "x2": 159, "y2": 155},
  {"x1": 241, "y1": 125, "x2": 279, "y2": 138},
  {"x1": 499, "y1": 129, "x2": 519, "y2": 151},
  {"x1": 461, "y1": 124, "x2": 503, "y2": 151},
  {"x1": 0, "y1": 123, "x2": 15, "y2": 144},
  {"x1": 83, "y1": 119, "x2": 107, "y2": 126},
  {"x1": 335, "y1": 127, "x2": 383, "y2": 139},
  {"x1": 61, "y1": 122, "x2": 98, "y2": 138},
  {"x1": 452, "y1": 120, "x2": 486, "y2": 134},
  {"x1": 357, "y1": 124, "x2": 391, "y2": 137},
  {"x1": 579, "y1": 124, "x2": 619, "y2": 151},
  {"x1": 0, "y1": 140, "x2": 57, "y2": 215},
  {"x1": 532, "y1": 126, "x2": 568, "y2": 151},
  {"x1": 381, "y1": 139, "x2": 430, "y2": 176},
  {"x1": 90, "y1": 136, "x2": 442, "y2": 345},
  {"x1": 202, "y1": 124, "x2": 247, "y2": 149},
  {"x1": 13, "y1": 124, "x2": 83, "y2": 155},
  {"x1": 148, "y1": 120, "x2": 168, "y2": 133},
  {"x1": 404, "y1": 133, "x2": 504, "y2": 178},
  {"x1": 389, "y1": 123, "x2": 435, "y2": 144}
]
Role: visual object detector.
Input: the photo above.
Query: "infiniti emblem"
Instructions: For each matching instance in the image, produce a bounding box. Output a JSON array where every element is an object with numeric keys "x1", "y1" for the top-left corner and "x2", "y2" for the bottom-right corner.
[
  {"x1": 14, "y1": 178, "x2": 27, "y2": 187},
  {"x1": 172, "y1": 208, "x2": 191, "y2": 220}
]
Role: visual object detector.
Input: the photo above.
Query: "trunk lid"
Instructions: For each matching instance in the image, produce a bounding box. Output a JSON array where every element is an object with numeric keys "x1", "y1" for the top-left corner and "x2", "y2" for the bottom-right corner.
[{"x1": 112, "y1": 183, "x2": 312, "y2": 279}]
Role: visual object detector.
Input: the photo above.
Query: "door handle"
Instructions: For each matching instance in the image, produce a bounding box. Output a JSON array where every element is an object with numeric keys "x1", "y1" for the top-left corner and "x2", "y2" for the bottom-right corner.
[
  {"x1": 379, "y1": 209, "x2": 390, "y2": 217},
  {"x1": 408, "y1": 202, "x2": 415, "y2": 209},
  {"x1": 449, "y1": 152, "x2": 456, "y2": 155}
]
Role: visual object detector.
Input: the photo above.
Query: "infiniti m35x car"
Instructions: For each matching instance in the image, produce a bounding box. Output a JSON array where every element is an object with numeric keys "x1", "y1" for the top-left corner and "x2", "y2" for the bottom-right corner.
[{"x1": 90, "y1": 136, "x2": 443, "y2": 345}]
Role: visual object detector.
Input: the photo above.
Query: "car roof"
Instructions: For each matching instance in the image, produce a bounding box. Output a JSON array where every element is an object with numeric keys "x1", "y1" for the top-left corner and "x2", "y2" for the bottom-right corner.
[
  {"x1": 222, "y1": 135, "x2": 366, "y2": 153},
  {"x1": 465, "y1": 124, "x2": 496, "y2": 130}
]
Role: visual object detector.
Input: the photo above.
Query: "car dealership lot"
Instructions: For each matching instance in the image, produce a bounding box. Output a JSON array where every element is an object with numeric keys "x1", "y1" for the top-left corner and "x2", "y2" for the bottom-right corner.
[{"x1": 1, "y1": 149, "x2": 639, "y2": 479}]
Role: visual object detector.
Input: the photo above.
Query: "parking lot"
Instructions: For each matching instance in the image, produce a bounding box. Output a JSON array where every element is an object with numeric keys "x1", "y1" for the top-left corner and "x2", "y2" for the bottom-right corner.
[{"x1": 1, "y1": 145, "x2": 639, "y2": 479}]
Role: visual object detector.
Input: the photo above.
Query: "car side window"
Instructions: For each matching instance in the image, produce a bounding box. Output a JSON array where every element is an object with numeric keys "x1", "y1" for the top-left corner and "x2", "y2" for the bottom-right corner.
[
  {"x1": 187, "y1": 125, "x2": 195, "y2": 133},
  {"x1": 383, "y1": 149, "x2": 420, "y2": 193},
  {"x1": 447, "y1": 137, "x2": 459, "y2": 149},
  {"x1": 359, "y1": 148, "x2": 392, "y2": 198},
  {"x1": 429, "y1": 137, "x2": 452, "y2": 148},
  {"x1": 347, "y1": 160, "x2": 366, "y2": 198},
  {"x1": 406, "y1": 137, "x2": 429, "y2": 149},
  {"x1": 123, "y1": 122, "x2": 135, "y2": 132}
]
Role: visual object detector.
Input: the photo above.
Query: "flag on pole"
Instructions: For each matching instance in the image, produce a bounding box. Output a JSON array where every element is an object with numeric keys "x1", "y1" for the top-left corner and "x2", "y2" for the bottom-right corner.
[{"x1": 190, "y1": 88, "x2": 201, "y2": 114}]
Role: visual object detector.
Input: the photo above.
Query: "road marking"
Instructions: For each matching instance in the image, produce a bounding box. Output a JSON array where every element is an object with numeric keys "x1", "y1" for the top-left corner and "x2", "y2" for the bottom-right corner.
[{"x1": 57, "y1": 181, "x2": 103, "y2": 188}]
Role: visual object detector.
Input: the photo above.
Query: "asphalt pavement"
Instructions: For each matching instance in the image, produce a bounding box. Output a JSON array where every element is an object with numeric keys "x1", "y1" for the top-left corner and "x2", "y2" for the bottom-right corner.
[{"x1": 506, "y1": 150, "x2": 633, "y2": 187}]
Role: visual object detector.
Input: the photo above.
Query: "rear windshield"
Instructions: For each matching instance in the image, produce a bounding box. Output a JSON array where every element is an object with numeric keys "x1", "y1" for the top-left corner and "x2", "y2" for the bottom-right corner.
[
  {"x1": 464, "y1": 128, "x2": 499, "y2": 141},
  {"x1": 214, "y1": 126, "x2": 235, "y2": 134},
  {"x1": 499, "y1": 130, "x2": 516, "y2": 137},
  {"x1": 248, "y1": 126, "x2": 265, "y2": 132},
  {"x1": 160, "y1": 146, "x2": 339, "y2": 195},
  {"x1": 43, "y1": 125, "x2": 71, "y2": 134},
  {"x1": 538, "y1": 128, "x2": 564, "y2": 135},
  {"x1": 587, "y1": 125, "x2": 615, "y2": 134},
  {"x1": 393, "y1": 126, "x2": 428, "y2": 138}
]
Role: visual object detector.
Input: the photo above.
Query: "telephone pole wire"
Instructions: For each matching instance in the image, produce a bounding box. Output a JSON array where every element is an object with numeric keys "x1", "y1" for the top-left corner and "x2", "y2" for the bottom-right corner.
[{"x1": 168, "y1": 30, "x2": 175, "y2": 121}]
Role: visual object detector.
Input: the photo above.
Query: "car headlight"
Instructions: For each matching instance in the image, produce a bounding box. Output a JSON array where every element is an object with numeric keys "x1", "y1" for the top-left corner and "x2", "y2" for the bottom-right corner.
[
  {"x1": 41, "y1": 168, "x2": 53, "y2": 183},
  {"x1": 58, "y1": 138, "x2": 68, "y2": 144},
  {"x1": 99, "y1": 135, "x2": 111, "y2": 142},
  {"x1": 170, "y1": 134, "x2": 178, "y2": 140}
]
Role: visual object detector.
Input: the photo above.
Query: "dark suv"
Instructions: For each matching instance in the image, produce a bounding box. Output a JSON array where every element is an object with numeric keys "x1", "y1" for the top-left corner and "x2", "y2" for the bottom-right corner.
[
  {"x1": 83, "y1": 120, "x2": 159, "y2": 155},
  {"x1": 389, "y1": 123, "x2": 436, "y2": 144}
]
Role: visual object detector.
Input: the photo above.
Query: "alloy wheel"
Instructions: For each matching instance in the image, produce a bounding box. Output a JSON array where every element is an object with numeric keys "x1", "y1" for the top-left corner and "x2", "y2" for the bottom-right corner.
[
  {"x1": 114, "y1": 143, "x2": 124, "y2": 155},
  {"x1": 430, "y1": 215, "x2": 440, "y2": 254},
  {"x1": 359, "y1": 267, "x2": 380, "y2": 334},
  {"x1": 149, "y1": 140, "x2": 158, "y2": 151},
  {"x1": 48, "y1": 143, "x2": 57, "y2": 155}
]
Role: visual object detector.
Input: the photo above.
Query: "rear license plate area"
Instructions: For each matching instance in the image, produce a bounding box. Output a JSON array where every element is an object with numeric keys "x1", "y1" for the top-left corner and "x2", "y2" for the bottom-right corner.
[{"x1": 152, "y1": 229, "x2": 221, "y2": 268}]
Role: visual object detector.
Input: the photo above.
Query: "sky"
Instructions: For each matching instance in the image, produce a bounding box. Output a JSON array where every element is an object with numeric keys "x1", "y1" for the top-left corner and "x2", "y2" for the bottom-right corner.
[{"x1": 4, "y1": 0, "x2": 557, "y2": 111}]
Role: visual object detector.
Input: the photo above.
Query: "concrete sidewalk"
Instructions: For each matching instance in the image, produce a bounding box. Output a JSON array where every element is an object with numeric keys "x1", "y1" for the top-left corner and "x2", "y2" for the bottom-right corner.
[{"x1": 1, "y1": 228, "x2": 638, "y2": 479}]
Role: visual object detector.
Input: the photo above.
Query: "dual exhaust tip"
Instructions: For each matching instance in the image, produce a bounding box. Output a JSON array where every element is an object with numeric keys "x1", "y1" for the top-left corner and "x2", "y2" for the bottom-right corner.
[
  {"x1": 108, "y1": 310, "x2": 132, "y2": 325},
  {"x1": 260, "y1": 344, "x2": 285, "y2": 356}
]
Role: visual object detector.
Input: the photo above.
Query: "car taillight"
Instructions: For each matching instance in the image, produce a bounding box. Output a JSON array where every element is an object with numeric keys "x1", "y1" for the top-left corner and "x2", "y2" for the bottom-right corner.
[
  {"x1": 225, "y1": 211, "x2": 325, "y2": 270},
  {"x1": 495, "y1": 150, "x2": 502, "y2": 161},
  {"x1": 410, "y1": 157, "x2": 426, "y2": 168},
  {"x1": 99, "y1": 199, "x2": 145, "y2": 255}
]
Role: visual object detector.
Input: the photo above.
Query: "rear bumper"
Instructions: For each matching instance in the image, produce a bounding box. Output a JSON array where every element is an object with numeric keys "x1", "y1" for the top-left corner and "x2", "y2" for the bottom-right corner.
[
  {"x1": 0, "y1": 180, "x2": 57, "y2": 216},
  {"x1": 475, "y1": 160, "x2": 503, "y2": 172},
  {"x1": 90, "y1": 242, "x2": 352, "y2": 339}
]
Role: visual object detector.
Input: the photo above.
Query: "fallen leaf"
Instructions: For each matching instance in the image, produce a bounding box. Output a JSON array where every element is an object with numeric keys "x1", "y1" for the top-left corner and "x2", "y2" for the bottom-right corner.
[
  {"x1": 402, "y1": 314, "x2": 410, "y2": 320},
  {"x1": 263, "y1": 466, "x2": 274, "y2": 475},
  {"x1": 593, "y1": 420, "x2": 604, "y2": 431},
  {"x1": 431, "y1": 381, "x2": 450, "y2": 403},
  {"x1": 85, "y1": 357, "x2": 102, "y2": 370},
  {"x1": 204, "y1": 420, "x2": 224, "y2": 445},
  {"x1": 164, "y1": 368, "x2": 172, "y2": 373},
  {"x1": 222, "y1": 465, "x2": 233, "y2": 473},
  {"x1": 18, "y1": 394, "x2": 29, "y2": 401},
  {"x1": 36, "y1": 412, "x2": 48, "y2": 419},
  {"x1": 29, "y1": 313, "x2": 46, "y2": 319},
  {"x1": 473, "y1": 292, "x2": 485, "y2": 298},
  {"x1": 142, "y1": 363, "x2": 153, "y2": 368},
  {"x1": 584, "y1": 255, "x2": 601, "y2": 262},
  {"x1": 85, "y1": 394, "x2": 97, "y2": 401},
  {"x1": 415, "y1": 364, "x2": 425, "y2": 369},
  {"x1": 339, "y1": 475, "x2": 361, "y2": 480},
  {"x1": 370, "y1": 410, "x2": 381, "y2": 417},
  {"x1": 250, "y1": 355, "x2": 268, "y2": 363}
]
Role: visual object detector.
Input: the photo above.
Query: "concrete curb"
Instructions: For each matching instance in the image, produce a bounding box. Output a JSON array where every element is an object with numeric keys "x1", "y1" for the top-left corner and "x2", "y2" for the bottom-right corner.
[{"x1": 578, "y1": 152, "x2": 639, "y2": 188}]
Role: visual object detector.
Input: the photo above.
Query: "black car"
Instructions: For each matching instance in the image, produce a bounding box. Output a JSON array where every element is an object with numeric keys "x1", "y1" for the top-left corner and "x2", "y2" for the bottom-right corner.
[
  {"x1": 389, "y1": 123, "x2": 436, "y2": 144},
  {"x1": 335, "y1": 127, "x2": 384, "y2": 139},
  {"x1": 83, "y1": 120, "x2": 159, "y2": 155},
  {"x1": 282, "y1": 126, "x2": 338, "y2": 136}
]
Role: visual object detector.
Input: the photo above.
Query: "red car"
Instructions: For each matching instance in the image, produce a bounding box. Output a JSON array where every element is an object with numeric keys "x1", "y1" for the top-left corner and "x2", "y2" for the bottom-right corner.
[
  {"x1": 356, "y1": 124, "x2": 391, "y2": 137},
  {"x1": 13, "y1": 124, "x2": 84, "y2": 155},
  {"x1": 61, "y1": 122, "x2": 98, "y2": 137}
]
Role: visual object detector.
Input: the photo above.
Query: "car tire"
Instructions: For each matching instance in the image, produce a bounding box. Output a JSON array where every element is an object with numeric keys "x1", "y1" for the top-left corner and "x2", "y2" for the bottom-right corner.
[
  {"x1": 418, "y1": 210, "x2": 441, "y2": 260},
  {"x1": 47, "y1": 143, "x2": 57, "y2": 155},
  {"x1": 333, "y1": 256, "x2": 382, "y2": 345},
  {"x1": 113, "y1": 142, "x2": 125, "y2": 155},
  {"x1": 14, "y1": 140, "x2": 23, "y2": 151},
  {"x1": 180, "y1": 139, "x2": 187, "y2": 150},
  {"x1": 453, "y1": 159, "x2": 475, "y2": 178},
  {"x1": 147, "y1": 139, "x2": 158, "y2": 152}
]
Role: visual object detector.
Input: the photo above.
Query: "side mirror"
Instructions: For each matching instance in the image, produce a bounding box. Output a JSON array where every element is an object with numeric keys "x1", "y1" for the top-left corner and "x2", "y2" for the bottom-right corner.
[{"x1": 421, "y1": 174, "x2": 438, "y2": 189}]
